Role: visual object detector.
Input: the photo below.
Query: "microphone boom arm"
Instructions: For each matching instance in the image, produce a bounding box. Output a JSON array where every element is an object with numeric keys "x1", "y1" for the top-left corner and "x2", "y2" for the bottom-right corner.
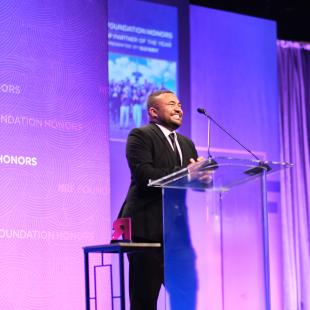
[{"x1": 197, "y1": 108, "x2": 261, "y2": 161}]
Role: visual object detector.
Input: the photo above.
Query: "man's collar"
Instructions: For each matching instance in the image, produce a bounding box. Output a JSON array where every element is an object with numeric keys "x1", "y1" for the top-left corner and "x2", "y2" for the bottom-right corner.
[{"x1": 154, "y1": 123, "x2": 175, "y2": 138}]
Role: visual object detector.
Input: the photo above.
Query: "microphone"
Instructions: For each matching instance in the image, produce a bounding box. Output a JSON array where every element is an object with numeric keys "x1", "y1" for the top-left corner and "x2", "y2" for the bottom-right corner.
[
  {"x1": 197, "y1": 107, "x2": 206, "y2": 115},
  {"x1": 197, "y1": 107, "x2": 271, "y2": 175}
]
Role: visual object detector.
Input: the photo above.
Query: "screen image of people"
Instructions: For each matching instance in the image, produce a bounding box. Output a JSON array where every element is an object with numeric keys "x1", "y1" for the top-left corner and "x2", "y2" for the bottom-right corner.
[{"x1": 108, "y1": 53, "x2": 177, "y2": 138}]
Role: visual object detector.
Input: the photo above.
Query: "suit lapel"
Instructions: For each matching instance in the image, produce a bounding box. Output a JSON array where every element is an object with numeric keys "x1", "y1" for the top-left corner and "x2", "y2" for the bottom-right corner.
[
  {"x1": 176, "y1": 134, "x2": 191, "y2": 167},
  {"x1": 149, "y1": 123, "x2": 179, "y2": 166}
]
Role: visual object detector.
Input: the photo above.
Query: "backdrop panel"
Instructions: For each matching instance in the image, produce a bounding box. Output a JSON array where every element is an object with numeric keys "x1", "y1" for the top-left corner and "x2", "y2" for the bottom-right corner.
[
  {"x1": 190, "y1": 6, "x2": 281, "y2": 310},
  {"x1": 0, "y1": 1, "x2": 109, "y2": 309}
]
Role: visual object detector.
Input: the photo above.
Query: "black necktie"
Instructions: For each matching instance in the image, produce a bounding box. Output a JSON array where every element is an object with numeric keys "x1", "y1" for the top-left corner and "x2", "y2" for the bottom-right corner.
[{"x1": 169, "y1": 132, "x2": 181, "y2": 166}]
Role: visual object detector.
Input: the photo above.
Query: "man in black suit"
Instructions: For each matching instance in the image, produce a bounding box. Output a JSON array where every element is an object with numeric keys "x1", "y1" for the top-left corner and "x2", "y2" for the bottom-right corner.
[{"x1": 119, "y1": 90, "x2": 205, "y2": 310}]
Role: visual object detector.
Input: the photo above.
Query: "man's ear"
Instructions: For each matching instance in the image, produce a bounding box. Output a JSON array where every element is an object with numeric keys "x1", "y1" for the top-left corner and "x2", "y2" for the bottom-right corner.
[{"x1": 149, "y1": 107, "x2": 158, "y2": 119}]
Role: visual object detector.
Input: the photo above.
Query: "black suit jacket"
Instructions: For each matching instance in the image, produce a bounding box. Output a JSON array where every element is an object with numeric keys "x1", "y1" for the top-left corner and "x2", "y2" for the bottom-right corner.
[{"x1": 119, "y1": 123, "x2": 198, "y2": 241}]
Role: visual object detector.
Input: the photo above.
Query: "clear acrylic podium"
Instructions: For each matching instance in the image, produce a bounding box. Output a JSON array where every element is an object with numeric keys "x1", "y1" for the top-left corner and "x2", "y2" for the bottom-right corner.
[{"x1": 149, "y1": 157, "x2": 292, "y2": 310}]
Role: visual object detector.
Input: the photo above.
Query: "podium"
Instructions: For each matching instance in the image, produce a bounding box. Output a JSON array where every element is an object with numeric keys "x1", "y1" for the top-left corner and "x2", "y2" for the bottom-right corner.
[{"x1": 149, "y1": 157, "x2": 292, "y2": 310}]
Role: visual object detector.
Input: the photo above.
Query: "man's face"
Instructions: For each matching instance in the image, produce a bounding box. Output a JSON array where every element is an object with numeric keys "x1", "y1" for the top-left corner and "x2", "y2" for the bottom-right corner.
[{"x1": 150, "y1": 92, "x2": 183, "y2": 131}]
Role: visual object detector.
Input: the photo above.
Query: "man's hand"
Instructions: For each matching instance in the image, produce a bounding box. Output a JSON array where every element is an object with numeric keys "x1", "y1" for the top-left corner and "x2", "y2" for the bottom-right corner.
[{"x1": 187, "y1": 157, "x2": 214, "y2": 185}]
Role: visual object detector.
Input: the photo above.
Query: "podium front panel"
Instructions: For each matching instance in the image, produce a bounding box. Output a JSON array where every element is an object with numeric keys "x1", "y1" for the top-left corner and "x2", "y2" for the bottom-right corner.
[
  {"x1": 148, "y1": 157, "x2": 292, "y2": 310},
  {"x1": 162, "y1": 177, "x2": 267, "y2": 310}
]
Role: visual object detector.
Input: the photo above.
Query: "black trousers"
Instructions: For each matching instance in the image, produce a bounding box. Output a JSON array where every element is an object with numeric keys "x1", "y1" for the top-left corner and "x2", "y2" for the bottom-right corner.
[{"x1": 128, "y1": 246, "x2": 164, "y2": 310}]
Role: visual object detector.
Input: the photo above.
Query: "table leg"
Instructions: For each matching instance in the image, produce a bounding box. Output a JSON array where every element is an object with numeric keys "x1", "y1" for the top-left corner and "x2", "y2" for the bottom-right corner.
[
  {"x1": 119, "y1": 252, "x2": 126, "y2": 310},
  {"x1": 84, "y1": 250, "x2": 90, "y2": 310}
]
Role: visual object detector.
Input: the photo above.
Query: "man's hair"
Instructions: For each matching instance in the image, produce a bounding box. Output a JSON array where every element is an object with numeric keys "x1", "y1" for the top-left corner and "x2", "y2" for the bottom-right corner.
[{"x1": 147, "y1": 89, "x2": 174, "y2": 110}]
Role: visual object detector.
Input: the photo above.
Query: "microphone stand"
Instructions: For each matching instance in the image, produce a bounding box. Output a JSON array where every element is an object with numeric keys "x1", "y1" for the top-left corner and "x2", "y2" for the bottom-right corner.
[
  {"x1": 204, "y1": 117, "x2": 219, "y2": 170},
  {"x1": 207, "y1": 117, "x2": 212, "y2": 159}
]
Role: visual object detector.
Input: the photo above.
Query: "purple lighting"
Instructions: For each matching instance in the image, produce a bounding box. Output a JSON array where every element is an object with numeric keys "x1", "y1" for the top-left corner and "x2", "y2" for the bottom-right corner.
[
  {"x1": 190, "y1": 5, "x2": 281, "y2": 310},
  {"x1": 0, "y1": 1, "x2": 110, "y2": 309}
]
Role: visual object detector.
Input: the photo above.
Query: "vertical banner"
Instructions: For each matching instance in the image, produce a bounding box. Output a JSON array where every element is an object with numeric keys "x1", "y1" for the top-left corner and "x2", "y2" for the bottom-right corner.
[
  {"x1": 107, "y1": 1, "x2": 188, "y2": 308},
  {"x1": 108, "y1": 0, "x2": 181, "y2": 228},
  {"x1": 0, "y1": 1, "x2": 109, "y2": 309},
  {"x1": 190, "y1": 5, "x2": 280, "y2": 310},
  {"x1": 108, "y1": 0, "x2": 178, "y2": 140}
]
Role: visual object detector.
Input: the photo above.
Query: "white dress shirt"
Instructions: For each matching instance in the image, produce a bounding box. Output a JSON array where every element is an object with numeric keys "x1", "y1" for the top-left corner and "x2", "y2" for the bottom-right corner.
[{"x1": 155, "y1": 124, "x2": 183, "y2": 165}]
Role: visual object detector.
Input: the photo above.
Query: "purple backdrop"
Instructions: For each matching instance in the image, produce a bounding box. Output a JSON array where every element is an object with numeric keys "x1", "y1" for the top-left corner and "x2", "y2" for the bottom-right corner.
[
  {"x1": 0, "y1": 0, "x2": 284, "y2": 309},
  {"x1": 190, "y1": 6, "x2": 281, "y2": 310},
  {"x1": 0, "y1": 1, "x2": 109, "y2": 309}
]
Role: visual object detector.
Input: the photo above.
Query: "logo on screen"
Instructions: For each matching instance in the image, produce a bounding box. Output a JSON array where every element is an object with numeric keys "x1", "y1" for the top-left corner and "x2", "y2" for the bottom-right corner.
[
  {"x1": 0, "y1": 154, "x2": 37, "y2": 166},
  {"x1": 0, "y1": 83, "x2": 21, "y2": 95}
]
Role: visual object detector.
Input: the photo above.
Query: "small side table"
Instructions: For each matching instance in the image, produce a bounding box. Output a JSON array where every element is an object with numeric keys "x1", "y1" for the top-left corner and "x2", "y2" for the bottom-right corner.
[{"x1": 83, "y1": 242, "x2": 161, "y2": 310}]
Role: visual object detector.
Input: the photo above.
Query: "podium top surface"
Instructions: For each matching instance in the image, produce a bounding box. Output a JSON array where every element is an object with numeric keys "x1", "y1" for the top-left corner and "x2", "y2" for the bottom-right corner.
[
  {"x1": 148, "y1": 157, "x2": 293, "y2": 191},
  {"x1": 83, "y1": 242, "x2": 161, "y2": 254}
]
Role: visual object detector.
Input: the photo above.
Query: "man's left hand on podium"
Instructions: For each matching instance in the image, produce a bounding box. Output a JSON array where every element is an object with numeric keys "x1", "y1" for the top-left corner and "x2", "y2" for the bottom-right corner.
[{"x1": 187, "y1": 157, "x2": 214, "y2": 185}]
